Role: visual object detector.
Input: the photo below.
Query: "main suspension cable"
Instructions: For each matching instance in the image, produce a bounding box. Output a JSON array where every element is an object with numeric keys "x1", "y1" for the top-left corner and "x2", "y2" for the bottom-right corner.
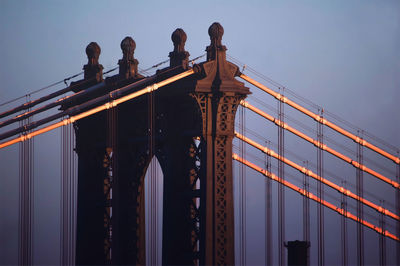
[
  {"x1": 0, "y1": 69, "x2": 195, "y2": 149},
  {"x1": 228, "y1": 54, "x2": 399, "y2": 154},
  {"x1": 236, "y1": 122, "x2": 397, "y2": 211},
  {"x1": 234, "y1": 131, "x2": 400, "y2": 221},
  {"x1": 247, "y1": 95, "x2": 396, "y2": 177},
  {"x1": 0, "y1": 67, "x2": 118, "y2": 120},
  {"x1": 239, "y1": 74, "x2": 400, "y2": 164},
  {"x1": 240, "y1": 100, "x2": 399, "y2": 189},
  {"x1": 232, "y1": 153, "x2": 400, "y2": 242},
  {"x1": 0, "y1": 71, "x2": 84, "y2": 108}
]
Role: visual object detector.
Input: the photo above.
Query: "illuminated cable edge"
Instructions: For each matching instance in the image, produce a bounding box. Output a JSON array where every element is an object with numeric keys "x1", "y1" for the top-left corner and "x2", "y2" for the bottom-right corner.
[
  {"x1": 239, "y1": 73, "x2": 400, "y2": 165},
  {"x1": 240, "y1": 101, "x2": 400, "y2": 189},
  {"x1": 0, "y1": 69, "x2": 195, "y2": 149},
  {"x1": 232, "y1": 153, "x2": 400, "y2": 242},
  {"x1": 234, "y1": 131, "x2": 400, "y2": 220}
]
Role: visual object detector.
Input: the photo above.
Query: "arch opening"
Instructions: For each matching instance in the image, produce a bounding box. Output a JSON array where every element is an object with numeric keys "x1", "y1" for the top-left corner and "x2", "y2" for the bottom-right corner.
[{"x1": 144, "y1": 155, "x2": 163, "y2": 265}]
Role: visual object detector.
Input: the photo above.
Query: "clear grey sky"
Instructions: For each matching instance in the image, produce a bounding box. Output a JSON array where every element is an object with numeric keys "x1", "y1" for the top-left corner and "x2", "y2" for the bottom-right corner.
[{"x1": 1, "y1": 0, "x2": 399, "y2": 265}]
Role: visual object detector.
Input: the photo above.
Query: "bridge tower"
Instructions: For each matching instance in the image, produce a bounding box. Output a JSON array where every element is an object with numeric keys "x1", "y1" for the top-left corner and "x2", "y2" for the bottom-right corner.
[{"x1": 72, "y1": 22, "x2": 249, "y2": 265}]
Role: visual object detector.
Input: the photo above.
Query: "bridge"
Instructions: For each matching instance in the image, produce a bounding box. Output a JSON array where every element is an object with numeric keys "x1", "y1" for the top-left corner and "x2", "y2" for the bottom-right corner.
[{"x1": 0, "y1": 22, "x2": 399, "y2": 265}]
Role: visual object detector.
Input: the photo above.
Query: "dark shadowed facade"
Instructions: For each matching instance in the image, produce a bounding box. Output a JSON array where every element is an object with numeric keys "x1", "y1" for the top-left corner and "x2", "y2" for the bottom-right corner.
[{"x1": 71, "y1": 23, "x2": 249, "y2": 265}]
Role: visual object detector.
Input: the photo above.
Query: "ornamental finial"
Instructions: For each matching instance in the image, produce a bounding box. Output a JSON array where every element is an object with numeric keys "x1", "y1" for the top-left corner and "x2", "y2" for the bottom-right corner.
[
  {"x1": 208, "y1": 22, "x2": 224, "y2": 47},
  {"x1": 120, "y1": 37, "x2": 136, "y2": 61},
  {"x1": 86, "y1": 42, "x2": 101, "y2": 65}
]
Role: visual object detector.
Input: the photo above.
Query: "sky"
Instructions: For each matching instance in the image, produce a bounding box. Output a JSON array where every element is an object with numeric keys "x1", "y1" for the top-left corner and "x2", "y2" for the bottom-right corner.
[{"x1": 0, "y1": 0, "x2": 399, "y2": 265}]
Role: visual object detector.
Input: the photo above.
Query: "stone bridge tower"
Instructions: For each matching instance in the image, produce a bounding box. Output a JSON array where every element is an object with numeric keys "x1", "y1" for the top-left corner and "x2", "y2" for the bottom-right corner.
[{"x1": 72, "y1": 22, "x2": 249, "y2": 265}]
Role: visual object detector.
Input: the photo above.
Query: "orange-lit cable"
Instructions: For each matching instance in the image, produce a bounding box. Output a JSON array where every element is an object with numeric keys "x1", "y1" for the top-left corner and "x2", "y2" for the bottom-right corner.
[
  {"x1": 234, "y1": 131, "x2": 400, "y2": 221},
  {"x1": 0, "y1": 69, "x2": 194, "y2": 150},
  {"x1": 232, "y1": 153, "x2": 400, "y2": 242},
  {"x1": 240, "y1": 100, "x2": 399, "y2": 189},
  {"x1": 239, "y1": 74, "x2": 400, "y2": 165}
]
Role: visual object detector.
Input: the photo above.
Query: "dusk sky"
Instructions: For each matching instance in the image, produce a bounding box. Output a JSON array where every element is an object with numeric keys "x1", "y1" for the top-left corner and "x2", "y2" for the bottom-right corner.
[{"x1": 1, "y1": 1, "x2": 399, "y2": 265}]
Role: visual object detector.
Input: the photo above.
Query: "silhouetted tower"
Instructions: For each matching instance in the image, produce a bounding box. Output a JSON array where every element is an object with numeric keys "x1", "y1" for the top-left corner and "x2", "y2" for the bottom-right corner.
[
  {"x1": 285, "y1": 240, "x2": 310, "y2": 266},
  {"x1": 72, "y1": 22, "x2": 249, "y2": 265}
]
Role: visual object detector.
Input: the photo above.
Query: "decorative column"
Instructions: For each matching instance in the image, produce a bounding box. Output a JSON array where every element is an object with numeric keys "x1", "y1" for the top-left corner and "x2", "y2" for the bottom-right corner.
[
  {"x1": 169, "y1": 28, "x2": 190, "y2": 69},
  {"x1": 112, "y1": 36, "x2": 147, "y2": 265},
  {"x1": 193, "y1": 22, "x2": 250, "y2": 265},
  {"x1": 159, "y1": 28, "x2": 201, "y2": 265},
  {"x1": 83, "y1": 42, "x2": 104, "y2": 82},
  {"x1": 74, "y1": 42, "x2": 107, "y2": 265},
  {"x1": 118, "y1": 37, "x2": 140, "y2": 79}
]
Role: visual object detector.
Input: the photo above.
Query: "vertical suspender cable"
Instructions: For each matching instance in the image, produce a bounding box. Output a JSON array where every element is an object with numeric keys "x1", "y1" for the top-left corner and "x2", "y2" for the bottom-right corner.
[
  {"x1": 62, "y1": 118, "x2": 66, "y2": 265},
  {"x1": 18, "y1": 96, "x2": 34, "y2": 265},
  {"x1": 69, "y1": 122, "x2": 73, "y2": 264},
  {"x1": 379, "y1": 200, "x2": 386, "y2": 266},
  {"x1": 60, "y1": 123, "x2": 63, "y2": 265},
  {"x1": 356, "y1": 131, "x2": 364, "y2": 266},
  {"x1": 72, "y1": 122, "x2": 77, "y2": 265},
  {"x1": 265, "y1": 141, "x2": 272, "y2": 266},
  {"x1": 341, "y1": 180, "x2": 348, "y2": 266},
  {"x1": 113, "y1": 105, "x2": 117, "y2": 262},
  {"x1": 317, "y1": 109, "x2": 325, "y2": 266},
  {"x1": 66, "y1": 122, "x2": 69, "y2": 265},
  {"x1": 18, "y1": 120, "x2": 21, "y2": 265},
  {"x1": 151, "y1": 152, "x2": 154, "y2": 265},
  {"x1": 239, "y1": 105, "x2": 246, "y2": 265},
  {"x1": 396, "y1": 155, "x2": 400, "y2": 266},
  {"x1": 30, "y1": 104, "x2": 34, "y2": 266},
  {"x1": 59, "y1": 124, "x2": 62, "y2": 265},
  {"x1": 61, "y1": 118, "x2": 75, "y2": 265},
  {"x1": 68, "y1": 123, "x2": 71, "y2": 265},
  {"x1": 278, "y1": 87, "x2": 285, "y2": 266},
  {"x1": 67, "y1": 121, "x2": 75, "y2": 265},
  {"x1": 238, "y1": 106, "x2": 243, "y2": 265},
  {"x1": 303, "y1": 160, "x2": 310, "y2": 260}
]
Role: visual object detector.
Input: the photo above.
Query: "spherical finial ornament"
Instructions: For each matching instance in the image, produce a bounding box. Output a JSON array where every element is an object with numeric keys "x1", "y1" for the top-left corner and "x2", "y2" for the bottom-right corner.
[
  {"x1": 171, "y1": 28, "x2": 187, "y2": 52},
  {"x1": 120, "y1": 36, "x2": 136, "y2": 60},
  {"x1": 86, "y1": 42, "x2": 101, "y2": 64},
  {"x1": 208, "y1": 22, "x2": 224, "y2": 46}
]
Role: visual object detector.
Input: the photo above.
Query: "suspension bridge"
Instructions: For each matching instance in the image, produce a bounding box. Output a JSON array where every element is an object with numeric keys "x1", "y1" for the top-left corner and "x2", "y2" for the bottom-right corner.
[{"x1": 0, "y1": 22, "x2": 399, "y2": 265}]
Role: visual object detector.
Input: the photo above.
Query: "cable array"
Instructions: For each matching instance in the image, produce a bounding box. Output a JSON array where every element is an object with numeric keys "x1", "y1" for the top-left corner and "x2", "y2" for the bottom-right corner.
[
  {"x1": 234, "y1": 132, "x2": 399, "y2": 221},
  {"x1": 264, "y1": 139, "x2": 273, "y2": 266},
  {"x1": 317, "y1": 109, "x2": 325, "y2": 266},
  {"x1": 232, "y1": 153, "x2": 400, "y2": 242},
  {"x1": 18, "y1": 100, "x2": 34, "y2": 266},
  {"x1": 247, "y1": 94, "x2": 397, "y2": 177},
  {"x1": 2, "y1": 50, "x2": 399, "y2": 266},
  {"x1": 60, "y1": 121, "x2": 77, "y2": 265},
  {"x1": 0, "y1": 69, "x2": 195, "y2": 149},
  {"x1": 238, "y1": 105, "x2": 247, "y2": 266},
  {"x1": 240, "y1": 100, "x2": 399, "y2": 188},
  {"x1": 232, "y1": 60, "x2": 399, "y2": 264},
  {"x1": 0, "y1": 72, "x2": 84, "y2": 108},
  {"x1": 277, "y1": 87, "x2": 285, "y2": 266},
  {"x1": 228, "y1": 54, "x2": 400, "y2": 155}
]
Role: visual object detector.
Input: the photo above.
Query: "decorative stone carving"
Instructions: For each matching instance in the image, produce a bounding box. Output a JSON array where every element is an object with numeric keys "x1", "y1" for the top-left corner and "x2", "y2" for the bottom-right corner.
[
  {"x1": 118, "y1": 37, "x2": 140, "y2": 79},
  {"x1": 208, "y1": 22, "x2": 224, "y2": 48},
  {"x1": 192, "y1": 22, "x2": 250, "y2": 265},
  {"x1": 121, "y1": 37, "x2": 136, "y2": 61},
  {"x1": 83, "y1": 42, "x2": 103, "y2": 82},
  {"x1": 86, "y1": 42, "x2": 101, "y2": 65},
  {"x1": 196, "y1": 22, "x2": 249, "y2": 95},
  {"x1": 169, "y1": 28, "x2": 190, "y2": 68},
  {"x1": 206, "y1": 22, "x2": 226, "y2": 61}
]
